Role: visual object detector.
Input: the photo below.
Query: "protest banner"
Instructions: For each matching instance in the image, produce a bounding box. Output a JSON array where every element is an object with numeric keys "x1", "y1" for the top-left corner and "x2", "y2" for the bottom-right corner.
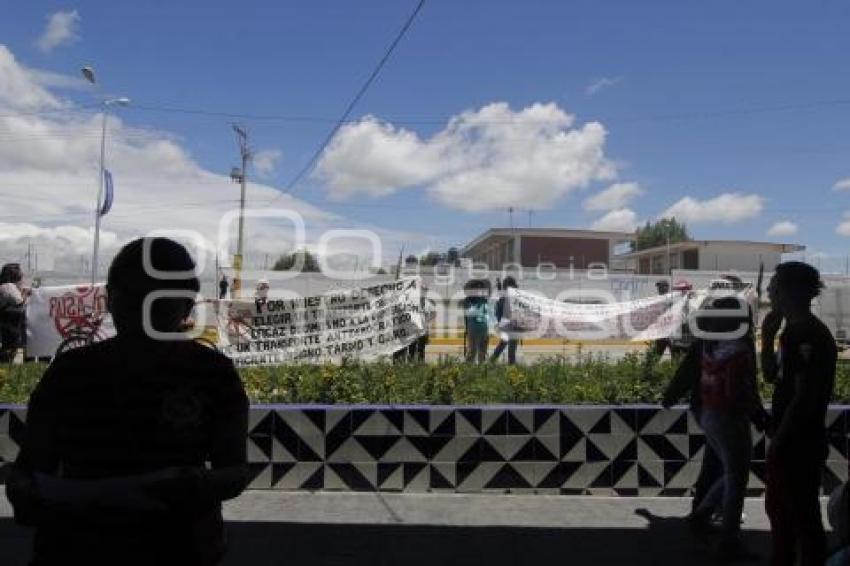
[
  {"x1": 26, "y1": 284, "x2": 115, "y2": 358},
  {"x1": 217, "y1": 277, "x2": 426, "y2": 366},
  {"x1": 502, "y1": 289, "x2": 690, "y2": 341}
]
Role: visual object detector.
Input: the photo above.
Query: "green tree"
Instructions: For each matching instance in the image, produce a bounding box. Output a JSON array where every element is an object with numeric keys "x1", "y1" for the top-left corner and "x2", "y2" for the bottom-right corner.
[
  {"x1": 419, "y1": 251, "x2": 445, "y2": 266},
  {"x1": 446, "y1": 247, "x2": 460, "y2": 266},
  {"x1": 404, "y1": 254, "x2": 419, "y2": 265},
  {"x1": 273, "y1": 250, "x2": 322, "y2": 272},
  {"x1": 636, "y1": 218, "x2": 690, "y2": 250}
]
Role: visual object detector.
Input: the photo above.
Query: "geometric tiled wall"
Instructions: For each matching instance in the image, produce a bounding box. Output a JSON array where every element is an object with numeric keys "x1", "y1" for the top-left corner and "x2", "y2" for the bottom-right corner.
[{"x1": 2, "y1": 405, "x2": 848, "y2": 496}]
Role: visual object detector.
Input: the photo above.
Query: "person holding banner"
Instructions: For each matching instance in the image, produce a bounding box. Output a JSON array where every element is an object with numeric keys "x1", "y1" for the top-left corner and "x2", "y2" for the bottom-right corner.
[
  {"x1": 6, "y1": 238, "x2": 249, "y2": 566},
  {"x1": 463, "y1": 279, "x2": 491, "y2": 363},
  {"x1": 491, "y1": 276, "x2": 519, "y2": 364},
  {"x1": 0, "y1": 263, "x2": 29, "y2": 362},
  {"x1": 409, "y1": 285, "x2": 435, "y2": 362}
]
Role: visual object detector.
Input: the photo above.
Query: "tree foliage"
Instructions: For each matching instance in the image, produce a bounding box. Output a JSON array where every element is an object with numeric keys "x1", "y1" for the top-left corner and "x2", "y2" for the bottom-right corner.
[
  {"x1": 272, "y1": 250, "x2": 322, "y2": 272},
  {"x1": 446, "y1": 247, "x2": 460, "y2": 265},
  {"x1": 636, "y1": 218, "x2": 690, "y2": 251},
  {"x1": 419, "y1": 251, "x2": 445, "y2": 266}
]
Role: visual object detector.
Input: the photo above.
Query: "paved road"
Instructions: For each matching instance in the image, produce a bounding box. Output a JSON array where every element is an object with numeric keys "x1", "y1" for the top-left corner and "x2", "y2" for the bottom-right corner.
[{"x1": 0, "y1": 491, "x2": 836, "y2": 565}]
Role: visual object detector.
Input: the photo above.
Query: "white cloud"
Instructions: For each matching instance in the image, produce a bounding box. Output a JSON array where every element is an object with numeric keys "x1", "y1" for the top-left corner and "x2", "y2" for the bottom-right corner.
[
  {"x1": 0, "y1": 44, "x2": 426, "y2": 278},
  {"x1": 24, "y1": 67, "x2": 91, "y2": 91},
  {"x1": 836, "y1": 212, "x2": 850, "y2": 237},
  {"x1": 316, "y1": 102, "x2": 616, "y2": 212},
  {"x1": 0, "y1": 46, "x2": 63, "y2": 110},
  {"x1": 833, "y1": 178, "x2": 850, "y2": 192},
  {"x1": 659, "y1": 192, "x2": 764, "y2": 224},
  {"x1": 590, "y1": 208, "x2": 638, "y2": 232},
  {"x1": 767, "y1": 221, "x2": 798, "y2": 237},
  {"x1": 36, "y1": 10, "x2": 81, "y2": 53},
  {"x1": 583, "y1": 182, "x2": 643, "y2": 211},
  {"x1": 253, "y1": 149, "x2": 282, "y2": 178},
  {"x1": 585, "y1": 76, "x2": 622, "y2": 96}
]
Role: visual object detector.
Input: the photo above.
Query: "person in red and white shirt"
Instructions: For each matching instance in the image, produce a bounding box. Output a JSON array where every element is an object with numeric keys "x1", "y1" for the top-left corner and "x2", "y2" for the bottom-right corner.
[{"x1": 689, "y1": 295, "x2": 763, "y2": 560}]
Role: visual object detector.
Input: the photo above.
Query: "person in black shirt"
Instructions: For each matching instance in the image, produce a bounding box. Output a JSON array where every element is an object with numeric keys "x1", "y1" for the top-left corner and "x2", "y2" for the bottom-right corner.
[
  {"x1": 6, "y1": 237, "x2": 250, "y2": 566},
  {"x1": 218, "y1": 274, "x2": 229, "y2": 300},
  {"x1": 761, "y1": 261, "x2": 836, "y2": 566},
  {"x1": 0, "y1": 262, "x2": 29, "y2": 362}
]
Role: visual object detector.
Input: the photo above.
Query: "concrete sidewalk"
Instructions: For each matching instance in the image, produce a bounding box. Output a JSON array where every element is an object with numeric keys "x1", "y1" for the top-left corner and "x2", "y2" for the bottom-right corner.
[
  {"x1": 0, "y1": 492, "x2": 834, "y2": 565},
  {"x1": 221, "y1": 491, "x2": 773, "y2": 528}
]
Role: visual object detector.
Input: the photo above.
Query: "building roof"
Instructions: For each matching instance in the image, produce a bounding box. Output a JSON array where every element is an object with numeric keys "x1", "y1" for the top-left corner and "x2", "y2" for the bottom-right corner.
[
  {"x1": 618, "y1": 239, "x2": 805, "y2": 258},
  {"x1": 462, "y1": 227, "x2": 637, "y2": 255}
]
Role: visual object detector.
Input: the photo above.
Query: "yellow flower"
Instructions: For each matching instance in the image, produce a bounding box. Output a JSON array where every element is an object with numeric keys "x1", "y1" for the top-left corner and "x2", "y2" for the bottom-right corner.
[{"x1": 507, "y1": 366, "x2": 525, "y2": 389}]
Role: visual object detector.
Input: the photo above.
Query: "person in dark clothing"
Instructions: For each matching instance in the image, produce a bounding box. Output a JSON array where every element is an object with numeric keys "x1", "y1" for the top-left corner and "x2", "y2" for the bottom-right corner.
[
  {"x1": 761, "y1": 261, "x2": 836, "y2": 566},
  {"x1": 0, "y1": 262, "x2": 28, "y2": 362},
  {"x1": 490, "y1": 276, "x2": 519, "y2": 364},
  {"x1": 6, "y1": 238, "x2": 250, "y2": 566},
  {"x1": 218, "y1": 275, "x2": 229, "y2": 300},
  {"x1": 463, "y1": 279, "x2": 491, "y2": 363}
]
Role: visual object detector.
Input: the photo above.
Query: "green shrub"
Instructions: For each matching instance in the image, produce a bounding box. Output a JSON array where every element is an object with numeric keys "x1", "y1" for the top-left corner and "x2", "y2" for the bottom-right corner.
[{"x1": 2, "y1": 355, "x2": 849, "y2": 406}]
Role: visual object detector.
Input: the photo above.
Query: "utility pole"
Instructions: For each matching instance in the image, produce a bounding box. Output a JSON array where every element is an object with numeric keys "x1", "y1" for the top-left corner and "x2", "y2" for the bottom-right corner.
[
  {"x1": 508, "y1": 207, "x2": 514, "y2": 229},
  {"x1": 230, "y1": 125, "x2": 251, "y2": 297}
]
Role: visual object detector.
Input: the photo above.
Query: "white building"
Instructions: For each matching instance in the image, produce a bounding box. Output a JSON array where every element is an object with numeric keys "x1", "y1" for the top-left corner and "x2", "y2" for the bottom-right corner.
[{"x1": 620, "y1": 239, "x2": 804, "y2": 275}]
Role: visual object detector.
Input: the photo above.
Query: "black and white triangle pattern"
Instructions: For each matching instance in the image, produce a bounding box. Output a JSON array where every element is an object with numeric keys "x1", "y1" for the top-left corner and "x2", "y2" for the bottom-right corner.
[{"x1": 2, "y1": 405, "x2": 848, "y2": 495}]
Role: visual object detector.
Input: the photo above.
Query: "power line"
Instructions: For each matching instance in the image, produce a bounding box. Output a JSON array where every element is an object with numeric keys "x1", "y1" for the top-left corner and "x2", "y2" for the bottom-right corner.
[
  {"x1": 121, "y1": 96, "x2": 850, "y2": 126},
  {"x1": 272, "y1": 0, "x2": 427, "y2": 201},
  {"x1": 129, "y1": 104, "x2": 338, "y2": 123}
]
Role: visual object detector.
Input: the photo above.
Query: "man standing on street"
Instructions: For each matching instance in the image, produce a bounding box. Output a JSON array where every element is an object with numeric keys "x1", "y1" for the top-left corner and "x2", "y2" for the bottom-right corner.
[
  {"x1": 762, "y1": 262, "x2": 837, "y2": 566},
  {"x1": 218, "y1": 274, "x2": 229, "y2": 300}
]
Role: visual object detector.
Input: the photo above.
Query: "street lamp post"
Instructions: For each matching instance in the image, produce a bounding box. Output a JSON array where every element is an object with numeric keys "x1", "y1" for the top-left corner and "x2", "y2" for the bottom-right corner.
[
  {"x1": 81, "y1": 66, "x2": 129, "y2": 285},
  {"x1": 230, "y1": 125, "x2": 251, "y2": 298}
]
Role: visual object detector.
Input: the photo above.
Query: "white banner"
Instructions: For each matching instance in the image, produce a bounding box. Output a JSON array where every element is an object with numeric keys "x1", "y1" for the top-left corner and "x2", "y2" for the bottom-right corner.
[
  {"x1": 25, "y1": 284, "x2": 115, "y2": 358},
  {"x1": 217, "y1": 277, "x2": 425, "y2": 366},
  {"x1": 503, "y1": 289, "x2": 689, "y2": 341}
]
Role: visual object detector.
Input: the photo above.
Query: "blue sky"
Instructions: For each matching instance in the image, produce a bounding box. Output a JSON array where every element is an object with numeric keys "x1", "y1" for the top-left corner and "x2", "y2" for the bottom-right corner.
[{"x1": 2, "y1": 1, "x2": 850, "y2": 269}]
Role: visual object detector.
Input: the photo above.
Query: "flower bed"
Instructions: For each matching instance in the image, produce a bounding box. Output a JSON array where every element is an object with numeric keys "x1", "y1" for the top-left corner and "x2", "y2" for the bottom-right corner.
[{"x1": 3, "y1": 354, "x2": 850, "y2": 405}]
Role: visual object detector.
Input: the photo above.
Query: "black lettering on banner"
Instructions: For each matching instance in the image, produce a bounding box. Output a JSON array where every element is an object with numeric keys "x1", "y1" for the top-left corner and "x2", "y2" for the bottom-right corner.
[{"x1": 224, "y1": 277, "x2": 424, "y2": 366}]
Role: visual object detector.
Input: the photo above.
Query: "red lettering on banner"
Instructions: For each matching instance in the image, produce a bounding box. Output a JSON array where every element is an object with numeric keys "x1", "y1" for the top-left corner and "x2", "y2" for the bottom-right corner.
[{"x1": 50, "y1": 286, "x2": 109, "y2": 339}]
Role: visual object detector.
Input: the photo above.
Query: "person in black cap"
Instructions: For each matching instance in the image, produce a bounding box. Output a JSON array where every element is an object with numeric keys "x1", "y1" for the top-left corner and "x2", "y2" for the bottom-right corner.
[{"x1": 6, "y1": 237, "x2": 249, "y2": 566}]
